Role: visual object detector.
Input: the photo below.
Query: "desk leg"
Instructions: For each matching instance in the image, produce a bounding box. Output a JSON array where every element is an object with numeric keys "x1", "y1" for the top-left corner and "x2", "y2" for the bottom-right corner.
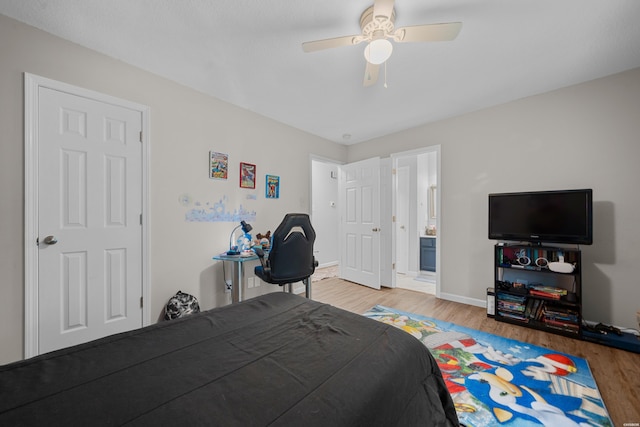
[{"x1": 231, "y1": 262, "x2": 243, "y2": 303}]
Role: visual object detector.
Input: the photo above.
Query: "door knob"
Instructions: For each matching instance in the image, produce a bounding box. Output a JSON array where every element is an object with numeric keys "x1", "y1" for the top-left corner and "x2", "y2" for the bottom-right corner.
[
  {"x1": 43, "y1": 235, "x2": 58, "y2": 245},
  {"x1": 372, "y1": 227, "x2": 380, "y2": 232}
]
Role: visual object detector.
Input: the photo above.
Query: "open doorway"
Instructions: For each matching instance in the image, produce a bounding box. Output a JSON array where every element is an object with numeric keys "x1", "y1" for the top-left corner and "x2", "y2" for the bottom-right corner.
[
  {"x1": 392, "y1": 146, "x2": 440, "y2": 295},
  {"x1": 310, "y1": 148, "x2": 440, "y2": 295},
  {"x1": 310, "y1": 156, "x2": 341, "y2": 270},
  {"x1": 312, "y1": 156, "x2": 387, "y2": 288}
]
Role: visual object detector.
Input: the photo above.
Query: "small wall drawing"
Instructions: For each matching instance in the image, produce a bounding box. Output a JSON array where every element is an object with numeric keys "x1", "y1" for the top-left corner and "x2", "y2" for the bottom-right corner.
[
  {"x1": 178, "y1": 193, "x2": 192, "y2": 206},
  {"x1": 183, "y1": 195, "x2": 256, "y2": 223},
  {"x1": 266, "y1": 175, "x2": 280, "y2": 199},
  {"x1": 240, "y1": 162, "x2": 256, "y2": 189},
  {"x1": 209, "y1": 151, "x2": 228, "y2": 180}
]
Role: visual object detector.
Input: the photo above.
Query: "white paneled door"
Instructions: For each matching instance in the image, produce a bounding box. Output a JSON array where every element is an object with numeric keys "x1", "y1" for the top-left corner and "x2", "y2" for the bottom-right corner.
[
  {"x1": 37, "y1": 86, "x2": 144, "y2": 354},
  {"x1": 339, "y1": 157, "x2": 381, "y2": 289}
]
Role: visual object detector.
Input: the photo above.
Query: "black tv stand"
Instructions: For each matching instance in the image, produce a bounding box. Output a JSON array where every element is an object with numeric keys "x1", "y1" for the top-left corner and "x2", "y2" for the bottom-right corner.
[{"x1": 493, "y1": 243, "x2": 582, "y2": 339}]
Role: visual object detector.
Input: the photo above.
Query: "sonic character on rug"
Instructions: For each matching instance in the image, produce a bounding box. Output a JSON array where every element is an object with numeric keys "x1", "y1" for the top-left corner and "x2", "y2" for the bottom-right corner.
[
  {"x1": 363, "y1": 307, "x2": 612, "y2": 427},
  {"x1": 464, "y1": 364, "x2": 590, "y2": 426}
]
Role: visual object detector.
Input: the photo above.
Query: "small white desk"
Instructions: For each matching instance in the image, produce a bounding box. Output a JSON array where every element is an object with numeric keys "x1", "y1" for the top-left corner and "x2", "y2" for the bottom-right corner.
[{"x1": 213, "y1": 251, "x2": 312, "y2": 302}]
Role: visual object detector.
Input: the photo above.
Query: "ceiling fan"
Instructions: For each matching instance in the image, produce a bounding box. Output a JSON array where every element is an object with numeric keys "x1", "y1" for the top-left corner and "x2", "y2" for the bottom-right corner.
[{"x1": 302, "y1": 0, "x2": 462, "y2": 86}]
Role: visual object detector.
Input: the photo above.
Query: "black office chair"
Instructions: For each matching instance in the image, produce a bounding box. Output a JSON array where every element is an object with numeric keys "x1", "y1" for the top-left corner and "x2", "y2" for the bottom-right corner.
[{"x1": 254, "y1": 213, "x2": 318, "y2": 299}]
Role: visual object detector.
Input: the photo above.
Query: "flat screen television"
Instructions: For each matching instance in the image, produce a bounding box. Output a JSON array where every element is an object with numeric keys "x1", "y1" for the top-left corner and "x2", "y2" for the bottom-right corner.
[{"x1": 488, "y1": 189, "x2": 593, "y2": 245}]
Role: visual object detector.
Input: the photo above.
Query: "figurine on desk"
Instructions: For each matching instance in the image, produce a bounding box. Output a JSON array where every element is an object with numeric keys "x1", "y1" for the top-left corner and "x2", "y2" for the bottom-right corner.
[{"x1": 255, "y1": 231, "x2": 271, "y2": 250}]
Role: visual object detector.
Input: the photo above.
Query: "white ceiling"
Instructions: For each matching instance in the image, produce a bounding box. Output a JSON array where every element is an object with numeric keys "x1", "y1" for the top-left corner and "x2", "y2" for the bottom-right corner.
[{"x1": 2, "y1": 0, "x2": 640, "y2": 145}]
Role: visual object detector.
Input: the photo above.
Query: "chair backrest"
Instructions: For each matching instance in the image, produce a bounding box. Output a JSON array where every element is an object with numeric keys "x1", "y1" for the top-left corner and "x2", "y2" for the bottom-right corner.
[{"x1": 268, "y1": 213, "x2": 316, "y2": 282}]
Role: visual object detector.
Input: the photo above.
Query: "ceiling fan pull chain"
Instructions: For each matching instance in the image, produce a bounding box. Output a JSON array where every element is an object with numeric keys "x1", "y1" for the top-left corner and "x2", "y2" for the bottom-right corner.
[{"x1": 384, "y1": 61, "x2": 388, "y2": 88}]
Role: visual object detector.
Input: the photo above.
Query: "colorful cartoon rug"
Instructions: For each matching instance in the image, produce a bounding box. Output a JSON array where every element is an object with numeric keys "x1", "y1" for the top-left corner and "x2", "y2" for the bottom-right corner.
[{"x1": 364, "y1": 306, "x2": 612, "y2": 427}]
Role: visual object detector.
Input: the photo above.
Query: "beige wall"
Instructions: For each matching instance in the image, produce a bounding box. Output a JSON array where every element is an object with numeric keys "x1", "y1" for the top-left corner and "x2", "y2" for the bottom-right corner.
[
  {"x1": 349, "y1": 67, "x2": 640, "y2": 331},
  {"x1": 0, "y1": 14, "x2": 347, "y2": 364}
]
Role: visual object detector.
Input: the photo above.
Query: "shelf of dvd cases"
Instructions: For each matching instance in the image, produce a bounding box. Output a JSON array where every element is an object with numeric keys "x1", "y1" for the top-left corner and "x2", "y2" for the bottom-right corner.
[{"x1": 494, "y1": 244, "x2": 582, "y2": 338}]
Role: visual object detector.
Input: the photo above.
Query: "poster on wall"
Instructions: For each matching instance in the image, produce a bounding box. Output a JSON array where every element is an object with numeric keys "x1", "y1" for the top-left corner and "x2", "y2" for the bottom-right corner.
[
  {"x1": 209, "y1": 151, "x2": 228, "y2": 180},
  {"x1": 266, "y1": 175, "x2": 280, "y2": 199},
  {"x1": 239, "y1": 162, "x2": 256, "y2": 189}
]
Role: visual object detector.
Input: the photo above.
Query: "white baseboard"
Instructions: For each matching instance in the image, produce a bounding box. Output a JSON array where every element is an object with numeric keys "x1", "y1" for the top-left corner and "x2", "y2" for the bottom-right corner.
[{"x1": 439, "y1": 292, "x2": 486, "y2": 309}]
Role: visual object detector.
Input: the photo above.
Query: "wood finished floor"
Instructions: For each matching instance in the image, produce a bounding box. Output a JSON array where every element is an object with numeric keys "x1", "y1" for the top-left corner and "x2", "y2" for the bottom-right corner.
[{"x1": 311, "y1": 277, "x2": 640, "y2": 426}]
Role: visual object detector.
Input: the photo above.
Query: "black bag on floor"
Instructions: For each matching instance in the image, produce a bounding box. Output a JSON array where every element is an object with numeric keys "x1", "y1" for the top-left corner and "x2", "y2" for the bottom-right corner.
[{"x1": 164, "y1": 291, "x2": 200, "y2": 320}]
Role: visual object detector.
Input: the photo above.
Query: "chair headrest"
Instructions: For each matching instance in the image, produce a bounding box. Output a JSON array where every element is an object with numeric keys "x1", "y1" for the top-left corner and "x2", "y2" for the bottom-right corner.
[{"x1": 272, "y1": 213, "x2": 316, "y2": 246}]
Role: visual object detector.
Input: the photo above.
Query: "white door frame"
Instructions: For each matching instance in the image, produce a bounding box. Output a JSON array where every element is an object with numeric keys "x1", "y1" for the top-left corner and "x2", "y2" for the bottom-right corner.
[
  {"x1": 24, "y1": 73, "x2": 151, "y2": 358},
  {"x1": 395, "y1": 165, "x2": 410, "y2": 274},
  {"x1": 391, "y1": 145, "x2": 441, "y2": 296},
  {"x1": 379, "y1": 158, "x2": 394, "y2": 287}
]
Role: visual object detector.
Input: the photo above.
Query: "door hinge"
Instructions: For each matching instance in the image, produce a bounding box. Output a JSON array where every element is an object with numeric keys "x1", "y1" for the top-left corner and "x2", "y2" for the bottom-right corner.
[
  {"x1": 139, "y1": 131, "x2": 143, "y2": 142},
  {"x1": 392, "y1": 263, "x2": 396, "y2": 270},
  {"x1": 140, "y1": 214, "x2": 143, "y2": 225},
  {"x1": 140, "y1": 296, "x2": 144, "y2": 308},
  {"x1": 392, "y1": 168, "x2": 396, "y2": 175},
  {"x1": 392, "y1": 215, "x2": 396, "y2": 222}
]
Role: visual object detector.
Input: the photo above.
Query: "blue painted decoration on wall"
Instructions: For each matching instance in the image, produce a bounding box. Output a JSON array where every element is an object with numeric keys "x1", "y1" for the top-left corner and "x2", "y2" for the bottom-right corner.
[{"x1": 182, "y1": 195, "x2": 256, "y2": 222}]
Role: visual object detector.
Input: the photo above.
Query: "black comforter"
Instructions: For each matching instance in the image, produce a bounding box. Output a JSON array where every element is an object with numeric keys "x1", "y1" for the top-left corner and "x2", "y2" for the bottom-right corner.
[{"x1": 0, "y1": 292, "x2": 458, "y2": 426}]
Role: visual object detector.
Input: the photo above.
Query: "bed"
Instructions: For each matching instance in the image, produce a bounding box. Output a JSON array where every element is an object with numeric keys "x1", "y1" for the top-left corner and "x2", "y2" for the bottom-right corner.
[{"x1": 0, "y1": 292, "x2": 458, "y2": 426}]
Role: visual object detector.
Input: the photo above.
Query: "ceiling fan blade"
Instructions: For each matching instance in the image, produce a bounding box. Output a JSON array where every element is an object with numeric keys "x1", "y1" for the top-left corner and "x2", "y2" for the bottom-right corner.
[
  {"x1": 394, "y1": 22, "x2": 462, "y2": 43},
  {"x1": 363, "y1": 62, "x2": 380, "y2": 87},
  {"x1": 302, "y1": 35, "x2": 362, "y2": 52},
  {"x1": 373, "y1": 0, "x2": 395, "y2": 18}
]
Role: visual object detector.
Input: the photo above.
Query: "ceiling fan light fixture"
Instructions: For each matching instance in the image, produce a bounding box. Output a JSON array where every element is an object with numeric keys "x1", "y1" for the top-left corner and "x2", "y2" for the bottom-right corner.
[{"x1": 364, "y1": 38, "x2": 393, "y2": 65}]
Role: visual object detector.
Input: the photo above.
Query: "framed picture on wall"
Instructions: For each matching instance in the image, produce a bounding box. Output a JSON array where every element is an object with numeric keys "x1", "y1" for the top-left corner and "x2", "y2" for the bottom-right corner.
[
  {"x1": 239, "y1": 162, "x2": 256, "y2": 189},
  {"x1": 209, "y1": 151, "x2": 228, "y2": 180},
  {"x1": 266, "y1": 175, "x2": 280, "y2": 199}
]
